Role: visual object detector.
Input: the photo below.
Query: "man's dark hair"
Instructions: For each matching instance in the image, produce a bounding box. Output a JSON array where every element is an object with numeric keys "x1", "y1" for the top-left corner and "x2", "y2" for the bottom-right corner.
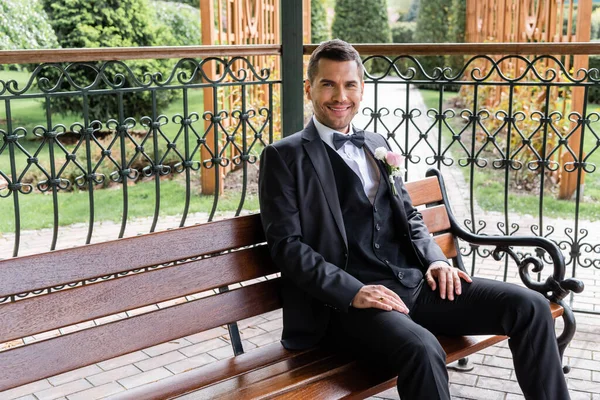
[{"x1": 307, "y1": 39, "x2": 364, "y2": 83}]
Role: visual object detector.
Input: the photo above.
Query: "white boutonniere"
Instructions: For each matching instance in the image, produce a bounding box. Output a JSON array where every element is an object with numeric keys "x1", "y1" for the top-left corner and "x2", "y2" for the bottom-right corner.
[{"x1": 374, "y1": 147, "x2": 405, "y2": 196}]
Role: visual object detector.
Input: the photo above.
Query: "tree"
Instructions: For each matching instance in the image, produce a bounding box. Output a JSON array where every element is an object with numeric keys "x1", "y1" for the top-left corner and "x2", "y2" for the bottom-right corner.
[
  {"x1": 152, "y1": 0, "x2": 201, "y2": 46},
  {"x1": 39, "y1": 0, "x2": 177, "y2": 121},
  {"x1": 0, "y1": 0, "x2": 58, "y2": 50},
  {"x1": 414, "y1": 0, "x2": 450, "y2": 79},
  {"x1": 404, "y1": 0, "x2": 419, "y2": 22},
  {"x1": 332, "y1": 0, "x2": 391, "y2": 74},
  {"x1": 159, "y1": 0, "x2": 198, "y2": 6},
  {"x1": 446, "y1": 0, "x2": 466, "y2": 80},
  {"x1": 311, "y1": 0, "x2": 329, "y2": 43}
]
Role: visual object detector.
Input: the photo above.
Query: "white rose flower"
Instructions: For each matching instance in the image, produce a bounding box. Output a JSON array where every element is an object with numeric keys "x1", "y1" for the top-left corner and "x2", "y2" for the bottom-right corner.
[
  {"x1": 391, "y1": 168, "x2": 404, "y2": 178},
  {"x1": 374, "y1": 147, "x2": 387, "y2": 160}
]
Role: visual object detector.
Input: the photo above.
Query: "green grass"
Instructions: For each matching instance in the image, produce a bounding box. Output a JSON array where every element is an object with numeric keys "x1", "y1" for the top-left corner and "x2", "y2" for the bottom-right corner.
[
  {"x1": 419, "y1": 88, "x2": 600, "y2": 221},
  {"x1": 0, "y1": 178, "x2": 259, "y2": 233}
]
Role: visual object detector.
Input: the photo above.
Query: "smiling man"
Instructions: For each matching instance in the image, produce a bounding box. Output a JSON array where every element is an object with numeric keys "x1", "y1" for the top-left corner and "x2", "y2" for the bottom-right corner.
[{"x1": 258, "y1": 39, "x2": 569, "y2": 399}]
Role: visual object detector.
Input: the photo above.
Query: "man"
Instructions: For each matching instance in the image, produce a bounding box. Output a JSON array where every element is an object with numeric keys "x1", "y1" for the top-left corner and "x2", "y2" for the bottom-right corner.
[{"x1": 258, "y1": 39, "x2": 569, "y2": 399}]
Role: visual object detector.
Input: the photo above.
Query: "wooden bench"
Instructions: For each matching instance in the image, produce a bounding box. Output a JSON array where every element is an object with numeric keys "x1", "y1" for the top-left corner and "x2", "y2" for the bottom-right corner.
[{"x1": 0, "y1": 168, "x2": 583, "y2": 399}]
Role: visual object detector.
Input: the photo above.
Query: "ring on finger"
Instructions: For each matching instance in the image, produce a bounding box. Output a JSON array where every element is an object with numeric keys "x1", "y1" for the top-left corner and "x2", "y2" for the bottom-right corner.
[{"x1": 379, "y1": 297, "x2": 384, "y2": 301}]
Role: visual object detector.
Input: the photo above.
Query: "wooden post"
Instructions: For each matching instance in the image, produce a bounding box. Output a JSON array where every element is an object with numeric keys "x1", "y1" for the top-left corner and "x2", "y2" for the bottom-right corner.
[
  {"x1": 200, "y1": 0, "x2": 222, "y2": 195},
  {"x1": 559, "y1": 0, "x2": 592, "y2": 199},
  {"x1": 303, "y1": 0, "x2": 311, "y2": 43}
]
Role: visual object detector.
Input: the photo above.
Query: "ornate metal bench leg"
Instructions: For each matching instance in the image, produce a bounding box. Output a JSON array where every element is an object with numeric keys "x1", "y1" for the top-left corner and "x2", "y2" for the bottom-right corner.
[
  {"x1": 556, "y1": 300, "x2": 576, "y2": 374},
  {"x1": 447, "y1": 357, "x2": 474, "y2": 372}
]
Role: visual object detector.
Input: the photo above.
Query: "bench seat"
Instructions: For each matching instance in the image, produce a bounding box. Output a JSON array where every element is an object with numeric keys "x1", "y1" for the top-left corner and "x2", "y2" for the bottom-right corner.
[{"x1": 110, "y1": 303, "x2": 563, "y2": 399}]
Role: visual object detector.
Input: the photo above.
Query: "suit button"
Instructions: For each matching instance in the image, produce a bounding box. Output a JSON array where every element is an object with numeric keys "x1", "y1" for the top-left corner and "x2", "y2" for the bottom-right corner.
[
  {"x1": 344, "y1": 252, "x2": 348, "y2": 258},
  {"x1": 398, "y1": 271, "x2": 404, "y2": 279},
  {"x1": 374, "y1": 243, "x2": 380, "y2": 249},
  {"x1": 384, "y1": 259, "x2": 390, "y2": 265},
  {"x1": 403, "y1": 234, "x2": 408, "y2": 238},
  {"x1": 374, "y1": 206, "x2": 378, "y2": 213},
  {"x1": 375, "y1": 223, "x2": 381, "y2": 231}
]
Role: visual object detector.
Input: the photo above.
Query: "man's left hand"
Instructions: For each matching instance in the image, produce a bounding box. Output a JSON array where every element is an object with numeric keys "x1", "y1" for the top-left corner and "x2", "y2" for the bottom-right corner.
[{"x1": 425, "y1": 261, "x2": 472, "y2": 301}]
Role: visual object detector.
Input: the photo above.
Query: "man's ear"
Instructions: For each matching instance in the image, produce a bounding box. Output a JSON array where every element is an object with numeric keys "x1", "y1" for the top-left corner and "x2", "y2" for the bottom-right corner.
[{"x1": 304, "y1": 79, "x2": 312, "y2": 100}]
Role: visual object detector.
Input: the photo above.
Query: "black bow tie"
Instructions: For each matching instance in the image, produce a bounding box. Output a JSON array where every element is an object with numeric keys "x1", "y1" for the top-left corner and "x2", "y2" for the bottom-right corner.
[{"x1": 332, "y1": 131, "x2": 365, "y2": 150}]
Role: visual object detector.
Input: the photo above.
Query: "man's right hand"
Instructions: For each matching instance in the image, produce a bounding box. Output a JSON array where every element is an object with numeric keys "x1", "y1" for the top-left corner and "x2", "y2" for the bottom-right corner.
[{"x1": 351, "y1": 285, "x2": 409, "y2": 314}]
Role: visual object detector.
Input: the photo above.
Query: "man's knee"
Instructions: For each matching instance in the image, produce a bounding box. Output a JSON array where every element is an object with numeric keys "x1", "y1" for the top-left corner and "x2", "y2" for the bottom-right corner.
[
  {"x1": 388, "y1": 328, "x2": 446, "y2": 371},
  {"x1": 505, "y1": 288, "x2": 554, "y2": 334}
]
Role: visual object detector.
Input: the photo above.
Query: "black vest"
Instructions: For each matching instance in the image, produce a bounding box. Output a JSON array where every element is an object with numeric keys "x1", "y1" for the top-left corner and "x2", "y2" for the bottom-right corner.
[{"x1": 324, "y1": 144, "x2": 424, "y2": 302}]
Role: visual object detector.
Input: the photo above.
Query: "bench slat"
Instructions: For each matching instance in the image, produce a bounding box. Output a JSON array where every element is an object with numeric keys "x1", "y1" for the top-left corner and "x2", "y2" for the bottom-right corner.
[
  {"x1": 175, "y1": 353, "x2": 355, "y2": 400},
  {"x1": 434, "y1": 233, "x2": 458, "y2": 259},
  {"x1": 421, "y1": 205, "x2": 451, "y2": 234},
  {"x1": 107, "y1": 344, "x2": 329, "y2": 400},
  {"x1": 0, "y1": 279, "x2": 281, "y2": 392},
  {"x1": 0, "y1": 214, "x2": 265, "y2": 298},
  {"x1": 405, "y1": 176, "x2": 443, "y2": 207},
  {"x1": 0, "y1": 246, "x2": 276, "y2": 343}
]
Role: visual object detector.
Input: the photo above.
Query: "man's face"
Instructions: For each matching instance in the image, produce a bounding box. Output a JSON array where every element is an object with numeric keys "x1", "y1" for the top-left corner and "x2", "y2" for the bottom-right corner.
[{"x1": 305, "y1": 58, "x2": 364, "y2": 134}]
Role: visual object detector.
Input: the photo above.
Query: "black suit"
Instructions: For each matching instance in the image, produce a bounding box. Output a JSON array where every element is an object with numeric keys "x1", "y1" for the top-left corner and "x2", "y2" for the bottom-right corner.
[
  {"x1": 258, "y1": 120, "x2": 570, "y2": 400},
  {"x1": 259, "y1": 120, "x2": 445, "y2": 348}
]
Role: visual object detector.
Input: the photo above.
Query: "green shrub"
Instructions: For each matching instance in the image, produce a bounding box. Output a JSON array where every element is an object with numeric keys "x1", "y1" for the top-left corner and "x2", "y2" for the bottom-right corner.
[
  {"x1": 587, "y1": 55, "x2": 600, "y2": 104},
  {"x1": 38, "y1": 0, "x2": 178, "y2": 121},
  {"x1": 592, "y1": 7, "x2": 600, "y2": 40},
  {"x1": 445, "y1": 0, "x2": 466, "y2": 81},
  {"x1": 311, "y1": 0, "x2": 329, "y2": 43},
  {"x1": 0, "y1": 0, "x2": 58, "y2": 50},
  {"x1": 158, "y1": 0, "x2": 198, "y2": 6},
  {"x1": 391, "y1": 21, "x2": 415, "y2": 43},
  {"x1": 332, "y1": 0, "x2": 392, "y2": 75},
  {"x1": 414, "y1": 0, "x2": 449, "y2": 76},
  {"x1": 152, "y1": 0, "x2": 201, "y2": 46}
]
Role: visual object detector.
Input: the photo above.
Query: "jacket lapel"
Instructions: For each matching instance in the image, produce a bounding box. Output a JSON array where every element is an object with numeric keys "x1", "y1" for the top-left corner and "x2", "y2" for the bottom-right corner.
[
  {"x1": 362, "y1": 130, "x2": 410, "y2": 228},
  {"x1": 302, "y1": 121, "x2": 348, "y2": 247}
]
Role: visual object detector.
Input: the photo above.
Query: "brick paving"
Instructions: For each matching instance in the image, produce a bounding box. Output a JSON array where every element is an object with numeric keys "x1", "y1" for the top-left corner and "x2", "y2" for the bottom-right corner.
[{"x1": 1, "y1": 82, "x2": 599, "y2": 399}]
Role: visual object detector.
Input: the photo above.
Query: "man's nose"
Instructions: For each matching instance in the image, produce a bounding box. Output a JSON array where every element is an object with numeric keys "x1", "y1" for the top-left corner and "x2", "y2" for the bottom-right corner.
[{"x1": 332, "y1": 87, "x2": 348, "y2": 102}]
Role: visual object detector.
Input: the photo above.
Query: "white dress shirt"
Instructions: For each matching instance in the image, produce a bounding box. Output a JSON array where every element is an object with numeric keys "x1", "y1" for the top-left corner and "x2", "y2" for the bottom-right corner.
[{"x1": 312, "y1": 116, "x2": 379, "y2": 202}]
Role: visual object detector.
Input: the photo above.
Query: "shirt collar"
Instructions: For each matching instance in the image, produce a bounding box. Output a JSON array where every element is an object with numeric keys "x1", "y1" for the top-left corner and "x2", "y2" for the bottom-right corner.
[{"x1": 312, "y1": 116, "x2": 355, "y2": 149}]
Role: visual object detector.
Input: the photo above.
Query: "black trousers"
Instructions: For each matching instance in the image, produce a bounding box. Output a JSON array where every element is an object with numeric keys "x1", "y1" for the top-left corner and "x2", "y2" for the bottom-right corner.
[{"x1": 325, "y1": 277, "x2": 570, "y2": 400}]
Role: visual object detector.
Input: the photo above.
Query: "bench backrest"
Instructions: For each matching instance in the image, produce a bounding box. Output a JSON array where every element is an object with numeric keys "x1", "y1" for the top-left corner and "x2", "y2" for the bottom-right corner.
[{"x1": 0, "y1": 176, "x2": 457, "y2": 392}]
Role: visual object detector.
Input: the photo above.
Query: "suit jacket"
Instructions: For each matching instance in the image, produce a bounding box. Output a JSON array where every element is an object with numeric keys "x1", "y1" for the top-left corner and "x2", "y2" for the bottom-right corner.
[{"x1": 258, "y1": 120, "x2": 447, "y2": 350}]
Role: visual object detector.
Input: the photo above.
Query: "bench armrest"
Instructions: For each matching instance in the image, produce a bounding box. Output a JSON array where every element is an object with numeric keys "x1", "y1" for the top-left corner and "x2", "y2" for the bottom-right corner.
[{"x1": 425, "y1": 168, "x2": 584, "y2": 304}]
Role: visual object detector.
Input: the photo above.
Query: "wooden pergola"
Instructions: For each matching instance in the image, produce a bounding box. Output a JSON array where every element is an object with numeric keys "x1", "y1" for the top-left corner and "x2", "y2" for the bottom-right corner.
[
  {"x1": 199, "y1": 0, "x2": 311, "y2": 195},
  {"x1": 197, "y1": 0, "x2": 592, "y2": 199},
  {"x1": 466, "y1": 0, "x2": 593, "y2": 199}
]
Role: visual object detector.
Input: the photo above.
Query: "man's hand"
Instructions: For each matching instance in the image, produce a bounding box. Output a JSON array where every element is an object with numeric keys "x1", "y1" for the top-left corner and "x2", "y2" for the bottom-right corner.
[
  {"x1": 425, "y1": 261, "x2": 472, "y2": 301},
  {"x1": 351, "y1": 285, "x2": 409, "y2": 314}
]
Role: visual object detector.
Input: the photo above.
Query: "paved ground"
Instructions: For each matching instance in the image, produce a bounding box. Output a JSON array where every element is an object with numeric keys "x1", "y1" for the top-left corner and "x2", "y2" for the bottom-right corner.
[{"x1": 1, "y1": 81, "x2": 599, "y2": 399}]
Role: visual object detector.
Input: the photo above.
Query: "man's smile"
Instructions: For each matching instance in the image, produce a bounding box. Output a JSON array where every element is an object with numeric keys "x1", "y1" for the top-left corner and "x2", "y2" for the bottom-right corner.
[{"x1": 327, "y1": 104, "x2": 352, "y2": 113}]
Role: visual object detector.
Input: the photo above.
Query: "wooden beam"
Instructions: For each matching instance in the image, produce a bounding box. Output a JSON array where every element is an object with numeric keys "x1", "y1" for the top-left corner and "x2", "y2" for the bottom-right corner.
[
  {"x1": 0, "y1": 45, "x2": 281, "y2": 65},
  {"x1": 303, "y1": 42, "x2": 600, "y2": 56}
]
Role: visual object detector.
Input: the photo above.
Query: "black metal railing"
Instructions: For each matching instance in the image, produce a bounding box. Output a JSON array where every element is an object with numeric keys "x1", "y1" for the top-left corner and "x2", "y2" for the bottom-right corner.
[
  {"x1": 315, "y1": 43, "x2": 599, "y2": 314},
  {"x1": 0, "y1": 46, "x2": 281, "y2": 258},
  {"x1": 1, "y1": 43, "x2": 599, "y2": 314}
]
